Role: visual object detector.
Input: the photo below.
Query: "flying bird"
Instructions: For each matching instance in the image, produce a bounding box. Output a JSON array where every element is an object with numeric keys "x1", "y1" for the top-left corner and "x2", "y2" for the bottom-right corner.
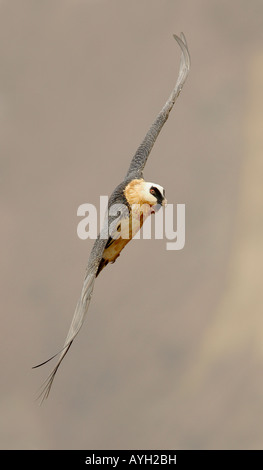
[{"x1": 34, "y1": 33, "x2": 190, "y2": 400}]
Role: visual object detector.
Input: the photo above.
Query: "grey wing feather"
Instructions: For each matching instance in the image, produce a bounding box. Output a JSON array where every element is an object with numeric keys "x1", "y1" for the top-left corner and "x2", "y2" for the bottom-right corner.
[
  {"x1": 126, "y1": 33, "x2": 190, "y2": 180},
  {"x1": 35, "y1": 271, "x2": 96, "y2": 401},
  {"x1": 34, "y1": 201, "x2": 128, "y2": 401}
]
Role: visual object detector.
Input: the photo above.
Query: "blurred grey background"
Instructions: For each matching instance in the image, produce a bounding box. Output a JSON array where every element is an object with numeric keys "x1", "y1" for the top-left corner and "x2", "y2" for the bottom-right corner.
[{"x1": 1, "y1": 0, "x2": 263, "y2": 450}]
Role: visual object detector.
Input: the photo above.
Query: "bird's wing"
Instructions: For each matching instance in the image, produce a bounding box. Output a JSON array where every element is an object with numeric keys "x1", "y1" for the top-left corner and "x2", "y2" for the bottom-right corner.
[
  {"x1": 126, "y1": 33, "x2": 190, "y2": 180},
  {"x1": 33, "y1": 203, "x2": 129, "y2": 401}
]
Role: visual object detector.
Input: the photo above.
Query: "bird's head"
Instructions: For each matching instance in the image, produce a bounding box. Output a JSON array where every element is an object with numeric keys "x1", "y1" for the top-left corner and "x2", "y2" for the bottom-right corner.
[
  {"x1": 141, "y1": 182, "x2": 167, "y2": 212},
  {"x1": 124, "y1": 179, "x2": 167, "y2": 212}
]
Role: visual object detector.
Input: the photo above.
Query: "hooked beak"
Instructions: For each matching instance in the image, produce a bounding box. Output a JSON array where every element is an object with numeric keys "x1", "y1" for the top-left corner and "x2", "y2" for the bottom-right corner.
[{"x1": 152, "y1": 197, "x2": 167, "y2": 213}]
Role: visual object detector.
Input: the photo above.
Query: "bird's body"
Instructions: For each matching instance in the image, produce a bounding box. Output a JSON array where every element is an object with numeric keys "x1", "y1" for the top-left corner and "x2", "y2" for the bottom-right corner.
[
  {"x1": 34, "y1": 34, "x2": 190, "y2": 400},
  {"x1": 97, "y1": 178, "x2": 166, "y2": 274}
]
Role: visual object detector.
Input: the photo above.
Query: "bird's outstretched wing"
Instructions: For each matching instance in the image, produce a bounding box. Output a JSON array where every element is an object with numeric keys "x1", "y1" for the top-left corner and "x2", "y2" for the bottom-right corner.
[
  {"x1": 33, "y1": 204, "x2": 129, "y2": 401},
  {"x1": 126, "y1": 33, "x2": 190, "y2": 180}
]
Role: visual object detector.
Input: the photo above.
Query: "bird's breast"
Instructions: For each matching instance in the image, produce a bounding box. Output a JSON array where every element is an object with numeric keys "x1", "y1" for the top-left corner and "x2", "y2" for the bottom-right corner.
[{"x1": 103, "y1": 205, "x2": 152, "y2": 263}]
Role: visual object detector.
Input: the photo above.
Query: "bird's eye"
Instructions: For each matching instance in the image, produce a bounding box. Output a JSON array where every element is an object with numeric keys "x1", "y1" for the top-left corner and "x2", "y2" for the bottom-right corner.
[{"x1": 150, "y1": 188, "x2": 155, "y2": 195}]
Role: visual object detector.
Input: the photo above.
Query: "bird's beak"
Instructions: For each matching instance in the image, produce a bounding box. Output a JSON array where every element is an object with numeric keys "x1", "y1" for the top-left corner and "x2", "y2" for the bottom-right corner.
[{"x1": 152, "y1": 197, "x2": 167, "y2": 213}]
